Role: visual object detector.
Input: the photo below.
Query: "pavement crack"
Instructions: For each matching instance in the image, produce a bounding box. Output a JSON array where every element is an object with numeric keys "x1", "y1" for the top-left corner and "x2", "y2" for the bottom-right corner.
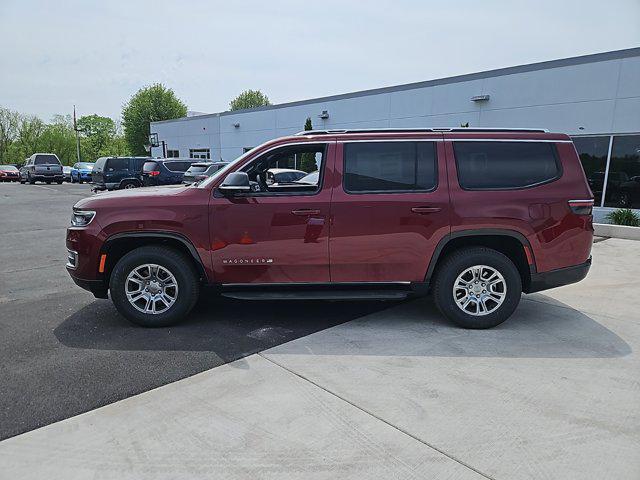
[{"x1": 259, "y1": 352, "x2": 496, "y2": 480}]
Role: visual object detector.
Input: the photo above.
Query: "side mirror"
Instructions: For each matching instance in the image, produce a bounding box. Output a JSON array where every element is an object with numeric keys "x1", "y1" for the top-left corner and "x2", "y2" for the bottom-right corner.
[{"x1": 218, "y1": 171, "x2": 251, "y2": 194}]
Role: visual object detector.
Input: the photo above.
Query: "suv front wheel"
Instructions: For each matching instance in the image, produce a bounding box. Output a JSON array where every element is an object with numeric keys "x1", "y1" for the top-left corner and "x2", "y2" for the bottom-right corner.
[
  {"x1": 433, "y1": 247, "x2": 522, "y2": 329},
  {"x1": 110, "y1": 246, "x2": 200, "y2": 327}
]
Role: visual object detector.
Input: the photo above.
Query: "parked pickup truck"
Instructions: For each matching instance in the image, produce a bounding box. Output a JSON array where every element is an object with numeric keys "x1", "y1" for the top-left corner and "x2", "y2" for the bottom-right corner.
[{"x1": 20, "y1": 153, "x2": 64, "y2": 184}]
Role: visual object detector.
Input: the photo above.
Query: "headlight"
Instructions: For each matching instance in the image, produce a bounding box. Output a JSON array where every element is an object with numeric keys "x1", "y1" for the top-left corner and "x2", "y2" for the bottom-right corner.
[{"x1": 71, "y1": 210, "x2": 96, "y2": 227}]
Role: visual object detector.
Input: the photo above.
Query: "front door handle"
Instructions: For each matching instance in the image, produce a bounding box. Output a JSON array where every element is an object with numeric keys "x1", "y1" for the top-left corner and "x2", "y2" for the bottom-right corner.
[
  {"x1": 291, "y1": 209, "x2": 321, "y2": 216},
  {"x1": 411, "y1": 206, "x2": 442, "y2": 214}
]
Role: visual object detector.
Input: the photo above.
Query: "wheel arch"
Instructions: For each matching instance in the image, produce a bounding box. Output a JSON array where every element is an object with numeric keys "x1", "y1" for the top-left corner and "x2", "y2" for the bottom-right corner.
[
  {"x1": 101, "y1": 232, "x2": 207, "y2": 284},
  {"x1": 425, "y1": 229, "x2": 535, "y2": 291},
  {"x1": 118, "y1": 177, "x2": 141, "y2": 188}
]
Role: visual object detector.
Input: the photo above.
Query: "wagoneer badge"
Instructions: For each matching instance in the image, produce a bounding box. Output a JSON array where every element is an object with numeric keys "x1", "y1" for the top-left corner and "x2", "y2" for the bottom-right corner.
[{"x1": 222, "y1": 258, "x2": 274, "y2": 264}]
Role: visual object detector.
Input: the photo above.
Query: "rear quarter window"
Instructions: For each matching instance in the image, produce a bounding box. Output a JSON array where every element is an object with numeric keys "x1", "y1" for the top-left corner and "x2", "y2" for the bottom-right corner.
[
  {"x1": 107, "y1": 158, "x2": 129, "y2": 171},
  {"x1": 453, "y1": 141, "x2": 561, "y2": 190}
]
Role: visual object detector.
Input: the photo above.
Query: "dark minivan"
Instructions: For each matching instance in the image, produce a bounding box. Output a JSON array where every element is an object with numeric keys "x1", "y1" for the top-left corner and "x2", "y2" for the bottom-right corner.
[
  {"x1": 142, "y1": 159, "x2": 196, "y2": 186},
  {"x1": 91, "y1": 157, "x2": 151, "y2": 191}
]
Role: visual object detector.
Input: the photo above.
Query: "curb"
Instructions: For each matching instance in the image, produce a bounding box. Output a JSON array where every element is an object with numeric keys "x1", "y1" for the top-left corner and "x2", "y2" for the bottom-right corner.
[{"x1": 593, "y1": 223, "x2": 640, "y2": 241}]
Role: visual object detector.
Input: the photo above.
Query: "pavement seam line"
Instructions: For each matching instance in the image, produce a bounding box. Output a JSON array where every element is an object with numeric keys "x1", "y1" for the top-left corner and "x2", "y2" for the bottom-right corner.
[{"x1": 259, "y1": 352, "x2": 496, "y2": 480}]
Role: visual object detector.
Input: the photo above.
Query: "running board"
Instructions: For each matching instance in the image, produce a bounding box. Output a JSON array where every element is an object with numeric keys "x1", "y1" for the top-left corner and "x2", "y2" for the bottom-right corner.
[{"x1": 221, "y1": 289, "x2": 411, "y2": 301}]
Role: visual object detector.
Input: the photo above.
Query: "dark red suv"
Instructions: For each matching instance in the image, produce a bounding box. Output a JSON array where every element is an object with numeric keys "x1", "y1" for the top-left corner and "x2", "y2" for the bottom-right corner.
[{"x1": 66, "y1": 128, "x2": 593, "y2": 329}]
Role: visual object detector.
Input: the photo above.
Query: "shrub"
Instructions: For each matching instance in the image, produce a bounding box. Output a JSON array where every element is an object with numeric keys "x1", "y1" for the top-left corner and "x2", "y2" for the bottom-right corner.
[{"x1": 605, "y1": 208, "x2": 640, "y2": 227}]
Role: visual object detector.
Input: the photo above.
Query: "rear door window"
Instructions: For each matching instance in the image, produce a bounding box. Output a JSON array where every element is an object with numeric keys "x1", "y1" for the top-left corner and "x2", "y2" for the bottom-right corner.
[
  {"x1": 453, "y1": 141, "x2": 560, "y2": 190},
  {"x1": 343, "y1": 141, "x2": 437, "y2": 193}
]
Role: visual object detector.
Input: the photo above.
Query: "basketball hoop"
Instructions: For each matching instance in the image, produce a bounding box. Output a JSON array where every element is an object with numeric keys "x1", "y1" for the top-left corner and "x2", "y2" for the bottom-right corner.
[{"x1": 148, "y1": 133, "x2": 159, "y2": 147}]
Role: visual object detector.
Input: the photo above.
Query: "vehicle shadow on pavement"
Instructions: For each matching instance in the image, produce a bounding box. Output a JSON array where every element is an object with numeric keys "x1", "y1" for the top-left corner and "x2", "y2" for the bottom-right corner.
[
  {"x1": 53, "y1": 292, "x2": 396, "y2": 362},
  {"x1": 264, "y1": 294, "x2": 631, "y2": 359}
]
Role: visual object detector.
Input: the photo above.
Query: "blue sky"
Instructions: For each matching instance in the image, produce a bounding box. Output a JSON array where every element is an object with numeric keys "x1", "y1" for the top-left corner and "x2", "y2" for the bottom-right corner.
[{"x1": 1, "y1": 0, "x2": 638, "y2": 121}]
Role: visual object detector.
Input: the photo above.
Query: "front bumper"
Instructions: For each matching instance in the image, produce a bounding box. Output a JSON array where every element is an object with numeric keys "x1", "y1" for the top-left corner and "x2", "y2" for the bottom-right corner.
[
  {"x1": 66, "y1": 226, "x2": 109, "y2": 298},
  {"x1": 68, "y1": 274, "x2": 108, "y2": 299},
  {"x1": 526, "y1": 257, "x2": 592, "y2": 293}
]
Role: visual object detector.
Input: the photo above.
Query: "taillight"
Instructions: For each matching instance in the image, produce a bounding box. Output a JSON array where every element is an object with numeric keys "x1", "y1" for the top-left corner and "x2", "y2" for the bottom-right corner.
[
  {"x1": 568, "y1": 199, "x2": 594, "y2": 215},
  {"x1": 148, "y1": 170, "x2": 160, "y2": 176}
]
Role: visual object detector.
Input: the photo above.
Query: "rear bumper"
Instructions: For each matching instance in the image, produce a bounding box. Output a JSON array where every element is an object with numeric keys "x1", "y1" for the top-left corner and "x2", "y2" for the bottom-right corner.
[
  {"x1": 526, "y1": 257, "x2": 591, "y2": 293},
  {"x1": 33, "y1": 174, "x2": 63, "y2": 180}
]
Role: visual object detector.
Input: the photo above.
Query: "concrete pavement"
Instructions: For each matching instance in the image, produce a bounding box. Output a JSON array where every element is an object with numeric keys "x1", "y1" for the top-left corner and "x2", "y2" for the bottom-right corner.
[{"x1": 1, "y1": 229, "x2": 638, "y2": 478}]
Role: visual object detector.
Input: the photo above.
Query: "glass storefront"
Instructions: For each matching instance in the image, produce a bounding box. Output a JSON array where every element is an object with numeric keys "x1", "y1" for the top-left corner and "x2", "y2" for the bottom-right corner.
[{"x1": 573, "y1": 134, "x2": 640, "y2": 209}]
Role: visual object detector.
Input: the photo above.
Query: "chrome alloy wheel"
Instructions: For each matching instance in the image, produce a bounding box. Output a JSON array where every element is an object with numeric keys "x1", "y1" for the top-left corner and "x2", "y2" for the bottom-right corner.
[
  {"x1": 125, "y1": 264, "x2": 178, "y2": 314},
  {"x1": 453, "y1": 265, "x2": 506, "y2": 316}
]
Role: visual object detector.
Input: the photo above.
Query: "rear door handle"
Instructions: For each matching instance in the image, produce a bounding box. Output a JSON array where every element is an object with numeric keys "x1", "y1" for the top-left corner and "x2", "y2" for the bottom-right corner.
[
  {"x1": 291, "y1": 209, "x2": 321, "y2": 216},
  {"x1": 411, "y1": 206, "x2": 442, "y2": 214}
]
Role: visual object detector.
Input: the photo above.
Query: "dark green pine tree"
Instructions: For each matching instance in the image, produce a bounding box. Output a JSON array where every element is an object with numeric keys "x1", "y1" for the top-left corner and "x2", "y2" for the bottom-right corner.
[{"x1": 298, "y1": 117, "x2": 317, "y2": 172}]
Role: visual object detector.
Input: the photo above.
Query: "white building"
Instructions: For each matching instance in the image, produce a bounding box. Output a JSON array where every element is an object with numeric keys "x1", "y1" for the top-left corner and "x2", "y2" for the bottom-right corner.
[{"x1": 151, "y1": 47, "x2": 640, "y2": 218}]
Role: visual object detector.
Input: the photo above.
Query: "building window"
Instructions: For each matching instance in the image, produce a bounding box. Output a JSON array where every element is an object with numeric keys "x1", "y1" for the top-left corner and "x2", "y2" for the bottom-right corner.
[
  {"x1": 166, "y1": 149, "x2": 180, "y2": 158},
  {"x1": 189, "y1": 148, "x2": 211, "y2": 160},
  {"x1": 603, "y1": 135, "x2": 640, "y2": 209},
  {"x1": 572, "y1": 136, "x2": 611, "y2": 206}
]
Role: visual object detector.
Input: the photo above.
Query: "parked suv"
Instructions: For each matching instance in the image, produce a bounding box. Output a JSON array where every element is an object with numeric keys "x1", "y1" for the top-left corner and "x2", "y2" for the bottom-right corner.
[
  {"x1": 66, "y1": 128, "x2": 593, "y2": 329},
  {"x1": 91, "y1": 156, "x2": 150, "y2": 190},
  {"x1": 20, "y1": 153, "x2": 64, "y2": 184},
  {"x1": 182, "y1": 161, "x2": 229, "y2": 184},
  {"x1": 141, "y1": 159, "x2": 196, "y2": 187}
]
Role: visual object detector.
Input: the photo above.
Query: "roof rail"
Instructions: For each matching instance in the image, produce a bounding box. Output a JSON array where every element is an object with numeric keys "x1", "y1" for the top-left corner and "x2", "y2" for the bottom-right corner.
[{"x1": 295, "y1": 127, "x2": 549, "y2": 135}]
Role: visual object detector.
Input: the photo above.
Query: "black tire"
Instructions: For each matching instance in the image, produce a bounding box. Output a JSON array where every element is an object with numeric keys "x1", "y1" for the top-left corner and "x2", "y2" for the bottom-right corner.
[
  {"x1": 109, "y1": 246, "x2": 200, "y2": 327},
  {"x1": 120, "y1": 180, "x2": 138, "y2": 189},
  {"x1": 28, "y1": 173, "x2": 35, "y2": 184},
  {"x1": 432, "y1": 247, "x2": 522, "y2": 329}
]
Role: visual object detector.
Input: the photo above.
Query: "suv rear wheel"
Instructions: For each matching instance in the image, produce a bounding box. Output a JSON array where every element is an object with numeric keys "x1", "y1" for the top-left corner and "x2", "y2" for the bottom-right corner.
[
  {"x1": 433, "y1": 247, "x2": 522, "y2": 329},
  {"x1": 120, "y1": 180, "x2": 138, "y2": 189},
  {"x1": 109, "y1": 246, "x2": 200, "y2": 327}
]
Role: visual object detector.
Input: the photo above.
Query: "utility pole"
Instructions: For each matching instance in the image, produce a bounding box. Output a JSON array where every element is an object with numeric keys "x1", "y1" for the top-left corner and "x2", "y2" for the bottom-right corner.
[{"x1": 73, "y1": 105, "x2": 81, "y2": 163}]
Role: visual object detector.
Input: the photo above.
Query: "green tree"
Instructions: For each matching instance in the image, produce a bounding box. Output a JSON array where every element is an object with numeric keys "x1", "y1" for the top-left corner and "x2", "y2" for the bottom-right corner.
[
  {"x1": 229, "y1": 90, "x2": 271, "y2": 111},
  {"x1": 36, "y1": 115, "x2": 77, "y2": 165},
  {"x1": 77, "y1": 114, "x2": 117, "y2": 162},
  {"x1": 298, "y1": 117, "x2": 317, "y2": 173},
  {"x1": 122, "y1": 84, "x2": 187, "y2": 155},
  {"x1": 0, "y1": 107, "x2": 20, "y2": 164}
]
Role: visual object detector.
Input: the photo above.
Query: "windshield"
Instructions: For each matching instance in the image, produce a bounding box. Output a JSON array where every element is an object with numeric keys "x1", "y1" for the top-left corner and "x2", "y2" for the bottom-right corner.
[
  {"x1": 76, "y1": 163, "x2": 94, "y2": 169},
  {"x1": 197, "y1": 149, "x2": 256, "y2": 188},
  {"x1": 0, "y1": 165, "x2": 18, "y2": 171}
]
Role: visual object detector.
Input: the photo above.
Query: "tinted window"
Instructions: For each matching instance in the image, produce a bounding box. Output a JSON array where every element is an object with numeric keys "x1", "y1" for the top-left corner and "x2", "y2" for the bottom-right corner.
[
  {"x1": 604, "y1": 135, "x2": 640, "y2": 208},
  {"x1": 0, "y1": 165, "x2": 18, "y2": 171},
  {"x1": 107, "y1": 158, "x2": 129, "y2": 171},
  {"x1": 454, "y1": 141, "x2": 560, "y2": 190},
  {"x1": 165, "y1": 161, "x2": 192, "y2": 172},
  {"x1": 143, "y1": 161, "x2": 158, "y2": 173},
  {"x1": 34, "y1": 154, "x2": 60, "y2": 165},
  {"x1": 344, "y1": 142, "x2": 437, "y2": 193},
  {"x1": 188, "y1": 165, "x2": 210, "y2": 174}
]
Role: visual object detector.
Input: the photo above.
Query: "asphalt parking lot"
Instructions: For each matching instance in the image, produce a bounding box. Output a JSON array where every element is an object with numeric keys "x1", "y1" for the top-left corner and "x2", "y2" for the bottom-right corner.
[
  {"x1": 0, "y1": 182, "x2": 390, "y2": 440},
  {"x1": 1, "y1": 182, "x2": 639, "y2": 479}
]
